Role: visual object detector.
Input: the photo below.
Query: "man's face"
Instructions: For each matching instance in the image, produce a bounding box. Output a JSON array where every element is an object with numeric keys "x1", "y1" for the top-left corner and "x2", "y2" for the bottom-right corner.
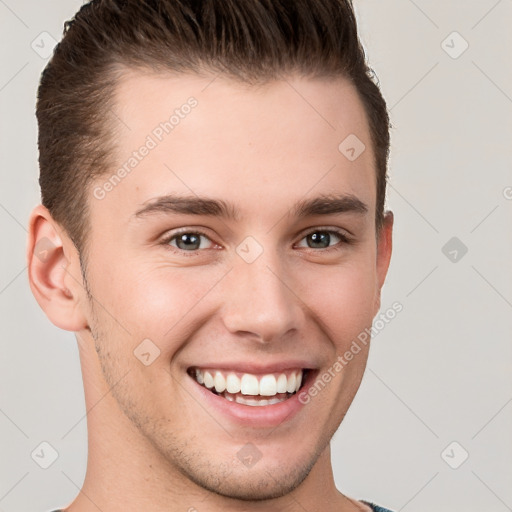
[{"x1": 79, "y1": 70, "x2": 392, "y2": 500}]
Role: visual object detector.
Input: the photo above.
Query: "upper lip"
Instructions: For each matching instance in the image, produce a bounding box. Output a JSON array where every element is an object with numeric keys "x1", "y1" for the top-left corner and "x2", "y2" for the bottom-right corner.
[{"x1": 187, "y1": 361, "x2": 317, "y2": 375}]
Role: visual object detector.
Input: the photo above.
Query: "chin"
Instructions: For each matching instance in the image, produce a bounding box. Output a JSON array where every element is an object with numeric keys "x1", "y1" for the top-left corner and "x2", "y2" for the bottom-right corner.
[{"x1": 183, "y1": 458, "x2": 314, "y2": 502}]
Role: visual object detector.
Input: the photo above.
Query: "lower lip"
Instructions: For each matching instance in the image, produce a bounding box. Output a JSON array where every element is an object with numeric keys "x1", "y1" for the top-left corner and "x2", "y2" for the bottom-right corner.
[{"x1": 188, "y1": 371, "x2": 317, "y2": 428}]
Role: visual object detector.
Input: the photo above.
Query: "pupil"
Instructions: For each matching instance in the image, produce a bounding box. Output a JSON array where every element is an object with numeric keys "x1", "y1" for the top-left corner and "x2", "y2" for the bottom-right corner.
[
  {"x1": 308, "y1": 232, "x2": 330, "y2": 249},
  {"x1": 177, "y1": 233, "x2": 200, "y2": 250}
]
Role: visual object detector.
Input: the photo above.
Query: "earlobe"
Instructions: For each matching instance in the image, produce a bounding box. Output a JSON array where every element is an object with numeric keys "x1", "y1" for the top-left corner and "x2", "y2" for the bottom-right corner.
[{"x1": 27, "y1": 204, "x2": 88, "y2": 332}]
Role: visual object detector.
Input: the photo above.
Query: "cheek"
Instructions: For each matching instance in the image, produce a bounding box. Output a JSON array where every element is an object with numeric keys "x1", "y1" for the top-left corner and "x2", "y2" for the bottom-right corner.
[
  {"x1": 97, "y1": 261, "x2": 227, "y2": 341},
  {"x1": 296, "y1": 258, "x2": 377, "y2": 344}
]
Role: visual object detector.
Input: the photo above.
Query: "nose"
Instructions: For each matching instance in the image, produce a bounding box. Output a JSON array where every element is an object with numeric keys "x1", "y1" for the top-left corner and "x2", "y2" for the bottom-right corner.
[{"x1": 220, "y1": 253, "x2": 305, "y2": 344}]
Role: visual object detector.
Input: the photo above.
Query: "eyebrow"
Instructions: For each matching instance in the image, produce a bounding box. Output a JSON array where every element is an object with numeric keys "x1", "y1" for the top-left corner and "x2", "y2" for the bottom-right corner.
[
  {"x1": 133, "y1": 195, "x2": 240, "y2": 221},
  {"x1": 133, "y1": 193, "x2": 368, "y2": 221},
  {"x1": 292, "y1": 194, "x2": 368, "y2": 218}
]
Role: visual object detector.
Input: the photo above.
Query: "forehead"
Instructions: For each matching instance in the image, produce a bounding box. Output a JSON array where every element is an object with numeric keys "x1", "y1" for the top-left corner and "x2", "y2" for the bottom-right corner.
[{"x1": 93, "y1": 68, "x2": 376, "y2": 222}]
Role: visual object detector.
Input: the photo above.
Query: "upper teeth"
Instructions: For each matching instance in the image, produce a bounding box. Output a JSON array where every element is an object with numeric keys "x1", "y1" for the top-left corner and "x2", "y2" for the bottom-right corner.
[{"x1": 193, "y1": 369, "x2": 303, "y2": 396}]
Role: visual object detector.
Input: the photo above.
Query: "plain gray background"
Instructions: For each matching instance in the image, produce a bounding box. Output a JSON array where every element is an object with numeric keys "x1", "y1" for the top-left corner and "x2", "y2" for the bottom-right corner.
[{"x1": 1, "y1": 1, "x2": 511, "y2": 511}]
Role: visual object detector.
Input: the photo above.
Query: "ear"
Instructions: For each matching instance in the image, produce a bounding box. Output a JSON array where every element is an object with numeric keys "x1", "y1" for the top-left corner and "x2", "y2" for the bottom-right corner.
[
  {"x1": 373, "y1": 210, "x2": 394, "y2": 315},
  {"x1": 27, "y1": 204, "x2": 89, "y2": 331}
]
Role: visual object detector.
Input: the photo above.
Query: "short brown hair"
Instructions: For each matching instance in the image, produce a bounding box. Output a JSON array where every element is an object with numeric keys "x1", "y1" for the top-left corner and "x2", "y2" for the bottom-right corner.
[{"x1": 37, "y1": 0, "x2": 390, "y2": 259}]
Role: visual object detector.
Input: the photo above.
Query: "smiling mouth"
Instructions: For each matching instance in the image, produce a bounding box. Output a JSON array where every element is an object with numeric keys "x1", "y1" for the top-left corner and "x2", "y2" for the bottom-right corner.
[{"x1": 187, "y1": 367, "x2": 311, "y2": 407}]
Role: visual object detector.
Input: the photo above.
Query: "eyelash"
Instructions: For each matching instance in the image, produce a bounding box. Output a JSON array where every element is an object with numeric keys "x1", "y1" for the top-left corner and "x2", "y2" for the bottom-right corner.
[
  {"x1": 298, "y1": 228, "x2": 353, "y2": 251},
  {"x1": 160, "y1": 227, "x2": 353, "y2": 256}
]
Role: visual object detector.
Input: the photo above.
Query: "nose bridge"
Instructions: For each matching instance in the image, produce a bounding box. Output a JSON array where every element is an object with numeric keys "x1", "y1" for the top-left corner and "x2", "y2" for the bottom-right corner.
[{"x1": 221, "y1": 247, "x2": 302, "y2": 342}]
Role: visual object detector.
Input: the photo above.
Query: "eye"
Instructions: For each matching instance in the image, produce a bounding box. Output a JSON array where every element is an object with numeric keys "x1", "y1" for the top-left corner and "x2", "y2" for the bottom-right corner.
[
  {"x1": 296, "y1": 229, "x2": 350, "y2": 250},
  {"x1": 164, "y1": 231, "x2": 214, "y2": 251}
]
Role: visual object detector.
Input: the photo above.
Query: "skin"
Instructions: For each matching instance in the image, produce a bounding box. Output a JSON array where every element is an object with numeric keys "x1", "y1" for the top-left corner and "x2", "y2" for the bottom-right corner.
[{"x1": 27, "y1": 70, "x2": 393, "y2": 512}]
